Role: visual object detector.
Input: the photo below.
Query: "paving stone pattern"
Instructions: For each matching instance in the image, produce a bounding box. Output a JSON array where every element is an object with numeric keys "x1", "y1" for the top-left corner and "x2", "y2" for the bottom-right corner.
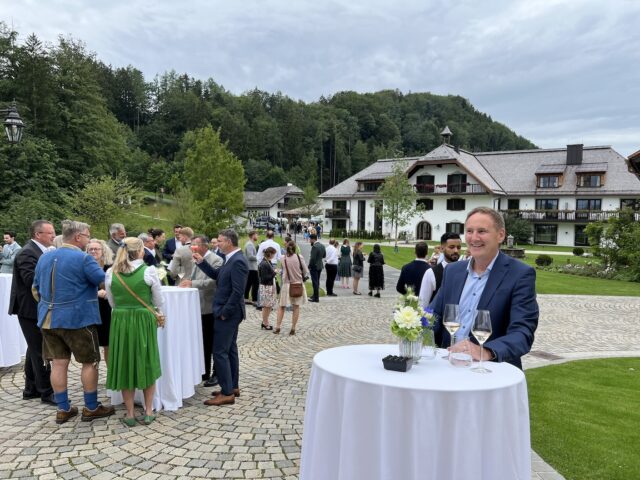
[{"x1": 1, "y1": 266, "x2": 639, "y2": 479}]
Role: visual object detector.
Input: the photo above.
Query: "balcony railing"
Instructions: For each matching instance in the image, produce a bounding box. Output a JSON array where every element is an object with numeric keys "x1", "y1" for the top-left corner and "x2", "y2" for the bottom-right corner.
[
  {"x1": 325, "y1": 208, "x2": 350, "y2": 219},
  {"x1": 501, "y1": 210, "x2": 640, "y2": 222},
  {"x1": 414, "y1": 183, "x2": 488, "y2": 194}
]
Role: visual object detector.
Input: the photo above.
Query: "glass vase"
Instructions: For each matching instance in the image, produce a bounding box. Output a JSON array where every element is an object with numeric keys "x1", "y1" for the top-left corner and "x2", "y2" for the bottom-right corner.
[
  {"x1": 422, "y1": 328, "x2": 436, "y2": 360},
  {"x1": 398, "y1": 334, "x2": 423, "y2": 364}
]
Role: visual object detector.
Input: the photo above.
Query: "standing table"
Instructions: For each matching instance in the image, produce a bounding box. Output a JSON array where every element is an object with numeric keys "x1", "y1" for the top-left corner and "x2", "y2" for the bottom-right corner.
[
  {"x1": 300, "y1": 344, "x2": 531, "y2": 480},
  {"x1": 0, "y1": 273, "x2": 27, "y2": 367}
]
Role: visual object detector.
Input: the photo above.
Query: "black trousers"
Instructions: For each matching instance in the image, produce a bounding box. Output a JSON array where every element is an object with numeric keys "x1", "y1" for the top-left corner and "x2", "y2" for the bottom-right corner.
[
  {"x1": 244, "y1": 270, "x2": 259, "y2": 302},
  {"x1": 201, "y1": 313, "x2": 216, "y2": 379},
  {"x1": 310, "y1": 267, "x2": 322, "y2": 300},
  {"x1": 325, "y1": 264, "x2": 338, "y2": 295},
  {"x1": 17, "y1": 316, "x2": 53, "y2": 397}
]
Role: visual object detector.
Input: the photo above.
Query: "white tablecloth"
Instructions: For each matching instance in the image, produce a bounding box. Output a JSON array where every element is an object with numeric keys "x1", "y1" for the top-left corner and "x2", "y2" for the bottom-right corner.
[
  {"x1": 108, "y1": 286, "x2": 204, "y2": 411},
  {"x1": 0, "y1": 274, "x2": 27, "y2": 367},
  {"x1": 300, "y1": 344, "x2": 531, "y2": 480}
]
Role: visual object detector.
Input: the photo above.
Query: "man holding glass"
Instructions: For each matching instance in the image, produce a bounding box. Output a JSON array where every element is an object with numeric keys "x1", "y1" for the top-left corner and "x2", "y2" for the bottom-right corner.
[{"x1": 430, "y1": 207, "x2": 538, "y2": 369}]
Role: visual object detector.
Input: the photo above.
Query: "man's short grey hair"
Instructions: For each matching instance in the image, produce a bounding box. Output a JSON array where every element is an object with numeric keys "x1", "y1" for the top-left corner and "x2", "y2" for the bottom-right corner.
[
  {"x1": 62, "y1": 221, "x2": 90, "y2": 242},
  {"x1": 465, "y1": 207, "x2": 505, "y2": 231},
  {"x1": 219, "y1": 229, "x2": 239, "y2": 247},
  {"x1": 138, "y1": 233, "x2": 150, "y2": 242},
  {"x1": 192, "y1": 234, "x2": 210, "y2": 245},
  {"x1": 109, "y1": 223, "x2": 125, "y2": 235}
]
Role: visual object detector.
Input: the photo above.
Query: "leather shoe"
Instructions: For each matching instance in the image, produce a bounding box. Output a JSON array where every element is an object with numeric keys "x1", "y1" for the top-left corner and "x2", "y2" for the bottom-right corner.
[
  {"x1": 203, "y1": 376, "x2": 219, "y2": 387},
  {"x1": 41, "y1": 394, "x2": 57, "y2": 406},
  {"x1": 308, "y1": 298, "x2": 319, "y2": 303},
  {"x1": 328, "y1": 293, "x2": 337, "y2": 297},
  {"x1": 204, "y1": 393, "x2": 235, "y2": 406},
  {"x1": 211, "y1": 388, "x2": 240, "y2": 397},
  {"x1": 81, "y1": 403, "x2": 115, "y2": 421},
  {"x1": 56, "y1": 406, "x2": 78, "y2": 425},
  {"x1": 22, "y1": 390, "x2": 40, "y2": 400}
]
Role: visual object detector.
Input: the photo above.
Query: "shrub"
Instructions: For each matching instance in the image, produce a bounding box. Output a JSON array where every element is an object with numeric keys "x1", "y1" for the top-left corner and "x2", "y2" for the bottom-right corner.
[
  {"x1": 535, "y1": 254, "x2": 553, "y2": 267},
  {"x1": 572, "y1": 247, "x2": 585, "y2": 257}
]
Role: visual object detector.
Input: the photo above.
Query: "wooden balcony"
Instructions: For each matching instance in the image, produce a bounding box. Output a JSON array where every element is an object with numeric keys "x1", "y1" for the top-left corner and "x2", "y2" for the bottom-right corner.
[
  {"x1": 325, "y1": 208, "x2": 350, "y2": 219},
  {"x1": 414, "y1": 183, "x2": 488, "y2": 195},
  {"x1": 501, "y1": 209, "x2": 640, "y2": 222}
]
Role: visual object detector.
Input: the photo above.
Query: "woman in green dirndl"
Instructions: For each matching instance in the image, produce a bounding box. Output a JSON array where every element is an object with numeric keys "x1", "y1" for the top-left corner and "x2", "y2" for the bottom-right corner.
[{"x1": 105, "y1": 237, "x2": 164, "y2": 426}]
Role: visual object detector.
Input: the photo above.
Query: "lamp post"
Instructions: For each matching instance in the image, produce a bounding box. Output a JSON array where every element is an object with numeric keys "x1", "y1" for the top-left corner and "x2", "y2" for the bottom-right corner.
[{"x1": 1, "y1": 102, "x2": 25, "y2": 144}]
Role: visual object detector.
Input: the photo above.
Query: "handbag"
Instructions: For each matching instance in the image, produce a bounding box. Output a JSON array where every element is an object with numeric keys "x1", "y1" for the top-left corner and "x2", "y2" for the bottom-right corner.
[
  {"x1": 114, "y1": 271, "x2": 165, "y2": 328},
  {"x1": 284, "y1": 255, "x2": 305, "y2": 298}
]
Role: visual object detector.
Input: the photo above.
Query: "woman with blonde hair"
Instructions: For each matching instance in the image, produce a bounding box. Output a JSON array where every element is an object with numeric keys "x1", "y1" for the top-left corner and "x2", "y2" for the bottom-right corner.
[
  {"x1": 87, "y1": 239, "x2": 114, "y2": 365},
  {"x1": 105, "y1": 237, "x2": 164, "y2": 427},
  {"x1": 275, "y1": 241, "x2": 309, "y2": 335}
]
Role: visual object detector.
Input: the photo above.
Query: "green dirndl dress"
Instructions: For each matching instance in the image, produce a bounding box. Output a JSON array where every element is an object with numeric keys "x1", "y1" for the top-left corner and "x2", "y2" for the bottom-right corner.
[{"x1": 106, "y1": 264, "x2": 161, "y2": 390}]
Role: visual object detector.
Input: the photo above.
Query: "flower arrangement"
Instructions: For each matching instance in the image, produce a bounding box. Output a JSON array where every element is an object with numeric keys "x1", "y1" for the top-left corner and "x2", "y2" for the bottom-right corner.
[
  {"x1": 391, "y1": 288, "x2": 436, "y2": 342},
  {"x1": 156, "y1": 264, "x2": 169, "y2": 285}
]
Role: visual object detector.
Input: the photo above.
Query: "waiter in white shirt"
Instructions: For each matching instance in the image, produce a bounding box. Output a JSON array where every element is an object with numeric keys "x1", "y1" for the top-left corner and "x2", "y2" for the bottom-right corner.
[
  {"x1": 419, "y1": 232, "x2": 462, "y2": 308},
  {"x1": 324, "y1": 239, "x2": 339, "y2": 296}
]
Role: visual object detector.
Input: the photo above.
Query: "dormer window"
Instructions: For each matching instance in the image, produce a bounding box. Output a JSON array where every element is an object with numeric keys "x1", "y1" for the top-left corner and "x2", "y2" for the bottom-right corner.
[
  {"x1": 537, "y1": 175, "x2": 560, "y2": 188},
  {"x1": 577, "y1": 174, "x2": 603, "y2": 187},
  {"x1": 358, "y1": 181, "x2": 383, "y2": 192}
]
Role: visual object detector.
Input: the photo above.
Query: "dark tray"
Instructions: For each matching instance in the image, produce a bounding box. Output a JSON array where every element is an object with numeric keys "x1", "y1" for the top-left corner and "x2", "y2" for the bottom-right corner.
[{"x1": 382, "y1": 355, "x2": 413, "y2": 372}]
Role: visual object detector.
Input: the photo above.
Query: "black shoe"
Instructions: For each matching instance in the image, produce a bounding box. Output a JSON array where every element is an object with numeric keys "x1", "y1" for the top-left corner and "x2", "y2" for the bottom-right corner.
[
  {"x1": 368, "y1": 291, "x2": 373, "y2": 296},
  {"x1": 261, "y1": 323, "x2": 273, "y2": 330},
  {"x1": 328, "y1": 293, "x2": 337, "y2": 297},
  {"x1": 256, "y1": 306, "x2": 263, "y2": 311},
  {"x1": 308, "y1": 298, "x2": 319, "y2": 303},
  {"x1": 41, "y1": 394, "x2": 57, "y2": 406},
  {"x1": 204, "y1": 376, "x2": 219, "y2": 387},
  {"x1": 22, "y1": 390, "x2": 40, "y2": 400},
  {"x1": 374, "y1": 293, "x2": 381, "y2": 298}
]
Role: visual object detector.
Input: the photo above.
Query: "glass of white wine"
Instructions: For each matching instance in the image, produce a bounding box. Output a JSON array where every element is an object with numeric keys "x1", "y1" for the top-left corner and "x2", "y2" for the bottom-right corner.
[
  {"x1": 442, "y1": 304, "x2": 460, "y2": 360},
  {"x1": 471, "y1": 309, "x2": 492, "y2": 373}
]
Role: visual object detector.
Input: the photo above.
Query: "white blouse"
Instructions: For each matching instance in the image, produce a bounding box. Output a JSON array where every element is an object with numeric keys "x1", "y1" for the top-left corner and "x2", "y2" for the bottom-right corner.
[{"x1": 105, "y1": 259, "x2": 164, "y2": 311}]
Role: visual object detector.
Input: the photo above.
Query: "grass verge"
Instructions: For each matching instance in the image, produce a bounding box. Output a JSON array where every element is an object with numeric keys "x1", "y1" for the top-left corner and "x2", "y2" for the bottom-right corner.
[{"x1": 526, "y1": 358, "x2": 640, "y2": 480}]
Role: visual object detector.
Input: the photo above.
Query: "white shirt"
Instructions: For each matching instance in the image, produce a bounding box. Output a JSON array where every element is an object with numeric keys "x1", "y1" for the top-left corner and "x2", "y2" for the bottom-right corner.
[
  {"x1": 224, "y1": 248, "x2": 241, "y2": 263},
  {"x1": 419, "y1": 259, "x2": 450, "y2": 309},
  {"x1": 325, "y1": 245, "x2": 339, "y2": 265},
  {"x1": 32, "y1": 239, "x2": 50, "y2": 254},
  {"x1": 256, "y1": 239, "x2": 282, "y2": 265},
  {"x1": 105, "y1": 259, "x2": 164, "y2": 311}
]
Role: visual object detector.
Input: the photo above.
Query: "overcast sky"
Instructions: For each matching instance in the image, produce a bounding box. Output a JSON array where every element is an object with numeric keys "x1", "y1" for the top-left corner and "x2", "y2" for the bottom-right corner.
[{"x1": 3, "y1": 0, "x2": 639, "y2": 156}]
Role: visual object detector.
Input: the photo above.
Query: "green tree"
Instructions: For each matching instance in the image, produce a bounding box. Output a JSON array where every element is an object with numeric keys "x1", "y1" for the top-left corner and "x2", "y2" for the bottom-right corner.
[
  {"x1": 377, "y1": 162, "x2": 420, "y2": 249},
  {"x1": 70, "y1": 175, "x2": 139, "y2": 237},
  {"x1": 182, "y1": 126, "x2": 245, "y2": 237},
  {"x1": 290, "y1": 184, "x2": 322, "y2": 220},
  {"x1": 504, "y1": 215, "x2": 533, "y2": 245}
]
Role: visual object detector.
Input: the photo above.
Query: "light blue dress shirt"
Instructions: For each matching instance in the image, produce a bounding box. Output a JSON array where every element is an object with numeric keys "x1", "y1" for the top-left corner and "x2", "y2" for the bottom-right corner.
[{"x1": 455, "y1": 252, "x2": 499, "y2": 342}]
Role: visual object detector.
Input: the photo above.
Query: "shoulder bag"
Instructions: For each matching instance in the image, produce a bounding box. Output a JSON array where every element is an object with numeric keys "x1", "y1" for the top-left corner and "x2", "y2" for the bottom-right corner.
[
  {"x1": 114, "y1": 271, "x2": 165, "y2": 328},
  {"x1": 284, "y1": 255, "x2": 304, "y2": 298}
]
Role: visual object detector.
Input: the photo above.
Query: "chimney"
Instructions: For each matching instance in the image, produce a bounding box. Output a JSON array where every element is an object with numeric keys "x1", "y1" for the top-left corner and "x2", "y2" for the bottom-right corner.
[
  {"x1": 566, "y1": 144, "x2": 583, "y2": 165},
  {"x1": 440, "y1": 126, "x2": 452, "y2": 145}
]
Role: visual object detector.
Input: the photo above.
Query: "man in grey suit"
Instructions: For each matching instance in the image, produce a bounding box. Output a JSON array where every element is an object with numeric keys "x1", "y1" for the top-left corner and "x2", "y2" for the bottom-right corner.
[
  {"x1": 243, "y1": 230, "x2": 259, "y2": 305},
  {"x1": 107, "y1": 223, "x2": 126, "y2": 254},
  {"x1": 180, "y1": 234, "x2": 223, "y2": 387},
  {"x1": 169, "y1": 227, "x2": 195, "y2": 281}
]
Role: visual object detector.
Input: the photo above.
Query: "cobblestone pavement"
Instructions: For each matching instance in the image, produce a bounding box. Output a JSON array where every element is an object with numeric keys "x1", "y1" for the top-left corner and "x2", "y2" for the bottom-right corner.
[{"x1": 1, "y1": 275, "x2": 639, "y2": 479}]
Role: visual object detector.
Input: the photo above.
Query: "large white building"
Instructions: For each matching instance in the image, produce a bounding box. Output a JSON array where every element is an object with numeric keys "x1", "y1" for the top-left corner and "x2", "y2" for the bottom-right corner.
[{"x1": 319, "y1": 132, "x2": 640, "y2": 247}]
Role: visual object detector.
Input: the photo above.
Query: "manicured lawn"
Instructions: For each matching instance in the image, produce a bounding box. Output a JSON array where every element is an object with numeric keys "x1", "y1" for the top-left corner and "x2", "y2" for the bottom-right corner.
[
  {"x1": 526, "y1": 358, "x2": 640, "y2": 480},
  {"x1": 377, "y1": 246, "x2": 640, "y2": 297}
]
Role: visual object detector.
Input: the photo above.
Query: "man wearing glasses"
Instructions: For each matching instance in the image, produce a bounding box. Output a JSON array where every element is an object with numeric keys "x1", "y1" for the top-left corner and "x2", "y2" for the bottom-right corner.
[
  {"x1": 32, "y1": 221, "x2": 115, "y2": 424},
  {"x1": 9, "y1": 220, "x2": 57, "y2": 406}
]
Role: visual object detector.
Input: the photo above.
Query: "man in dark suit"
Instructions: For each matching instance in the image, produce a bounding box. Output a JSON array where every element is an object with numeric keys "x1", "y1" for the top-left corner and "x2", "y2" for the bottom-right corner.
[
  {"x1": 396, "y1": 241, "x2": 430, "y2": 295},
  {"x1": 162, "y1": 224, "x2": 182, "y2": 262},
  {"x1": 140, "y1": 233, "x2": 159, "y2": 267},
  {"x1": 430, "y1": 207, "x2": 539, "y2": 369},
  {"x1": 194, "y1": 229, "x2": 248, "y2": 406},
  {"x1": 308, "y1": 234, "x2": 325, "y2": 302},
  {"x1": 9, "y1": 220, "x2": 56, "y2": 405}
]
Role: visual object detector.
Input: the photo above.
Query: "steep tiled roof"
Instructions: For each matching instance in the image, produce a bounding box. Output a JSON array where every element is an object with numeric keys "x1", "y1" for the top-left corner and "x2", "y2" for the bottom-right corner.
[{"x1": 244, "y1": 185, "x2": 304, "y2": 208}]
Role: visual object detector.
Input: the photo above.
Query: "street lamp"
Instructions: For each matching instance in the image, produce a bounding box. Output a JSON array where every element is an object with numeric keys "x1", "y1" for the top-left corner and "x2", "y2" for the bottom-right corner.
[{"x1": 2, "y1": 102, "x2": 25, "y2": 144}]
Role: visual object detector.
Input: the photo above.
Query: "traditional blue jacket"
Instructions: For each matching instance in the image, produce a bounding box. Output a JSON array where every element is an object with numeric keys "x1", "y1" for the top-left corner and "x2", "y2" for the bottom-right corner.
[{"x1": 33, "y1": 245, "x2": 105, "y2": 329}]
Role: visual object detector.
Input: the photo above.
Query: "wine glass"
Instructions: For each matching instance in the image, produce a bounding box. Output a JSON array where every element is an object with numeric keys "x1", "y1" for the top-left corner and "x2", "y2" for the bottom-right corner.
[
  {"x1": 471, "y1": 310, "x2": 492, "y2": 373},
  {"x1": 177, "y1": 271, "x2": 185, "y2": 284},
  {"x1": 442, "y1": 304, "x2": 460, "y2": 360}
]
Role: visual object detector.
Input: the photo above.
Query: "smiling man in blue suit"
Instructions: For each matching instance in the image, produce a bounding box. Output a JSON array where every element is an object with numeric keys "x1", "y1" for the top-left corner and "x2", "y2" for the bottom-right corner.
[
  {"x1": 194, "y1": 228, "x2": 248, "y2": 406},
  {"x1": 430, "y1": 207, "x2": 539, "y2": 369}
]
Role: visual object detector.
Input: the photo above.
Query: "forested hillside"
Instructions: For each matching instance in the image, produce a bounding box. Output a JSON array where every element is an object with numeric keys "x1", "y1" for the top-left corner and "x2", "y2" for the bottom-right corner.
[{"x1": 0, "y1": 23, "x2": 535, "y2": 228}]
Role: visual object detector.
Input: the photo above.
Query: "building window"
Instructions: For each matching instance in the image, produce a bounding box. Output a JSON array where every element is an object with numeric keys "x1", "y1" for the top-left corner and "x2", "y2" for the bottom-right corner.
[
  {"x1": 445, "y1": 222, "x2": 464, "y2": 234},
  {"x1": 417, "y1": 198, "x2": 433, "y2": 210},
  {"x1": 535, "y1": 198, "x2": 559, "y2": 219},
  {"x1": 576, "y1": 199, "x2": 601, "y2": 220},
  {"x1": 507, "y1": 199, "x2": 520, "y2": 210},
  {"x1": 332, "y1": 219, "x2": 347, "y2": 232},
  {"x1": 416, "y1": 175, "x2": 435, "y2": 193},
  {"x1": 332, "y1": 200, "x2": 347, "y2": 209},
  {"x1": 446, "y1": 198, "x2": 465, "y2": 211},
  {"x1": 359, "y1": 181, "x2": 382, "y2": 192},
  {"x1": 574, "y1": 225, "x2": 589, "y2": 246},
  {"x1": 535, "y1": 224, "x2": 557, "y2": 244},
  {"x1": 357, "y1": 200, "x2": 366, "y2": 231},
  {"x1": 620, "y1": 198, "x2": 640, "y2": 211},
  {"x1": 447, "y1": 174, "x2": 467, "y2": 193},
  {"x1": 577, "y1": 174, "x2": 602, "y2": 187},
  {"x1": 537, "y1": 175, "x2": 560, "y2": 188}
]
